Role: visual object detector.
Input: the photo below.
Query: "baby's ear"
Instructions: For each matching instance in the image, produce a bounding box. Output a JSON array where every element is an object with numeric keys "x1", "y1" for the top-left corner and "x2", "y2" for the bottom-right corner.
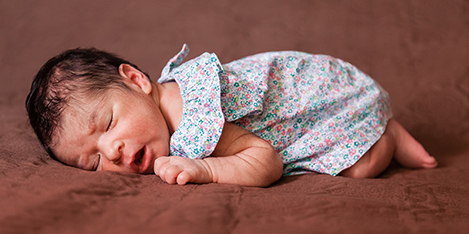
[{"x1": 119, "y1": 64, "x2": 152, "y2": 94}]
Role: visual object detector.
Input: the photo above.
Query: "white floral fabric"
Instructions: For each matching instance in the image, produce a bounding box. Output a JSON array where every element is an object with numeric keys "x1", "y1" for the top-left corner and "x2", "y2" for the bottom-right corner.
[{"x1": 158, "y1": 45, "x2": 392, "y2": 176}]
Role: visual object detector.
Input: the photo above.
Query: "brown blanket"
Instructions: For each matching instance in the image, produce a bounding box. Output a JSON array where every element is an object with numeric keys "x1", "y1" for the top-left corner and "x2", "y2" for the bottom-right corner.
[{"x1": 1, "y1": 0, "x2": 469, "y2": 233}]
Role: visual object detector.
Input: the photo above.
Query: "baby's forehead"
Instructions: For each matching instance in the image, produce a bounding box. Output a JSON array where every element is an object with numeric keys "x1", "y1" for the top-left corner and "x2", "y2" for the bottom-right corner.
[
  {"x1": 58, "y1": 103, "x2": 96, "y2": 133},
  {"x1": 59, "y1": 87, "x2": 125, "y2": 126},
  {"x1": 51, "y1": 95, "x2": 106, "y2": 153},
  {"x1": 59, "y1": 92, "x2": 109, "y2": 126}
]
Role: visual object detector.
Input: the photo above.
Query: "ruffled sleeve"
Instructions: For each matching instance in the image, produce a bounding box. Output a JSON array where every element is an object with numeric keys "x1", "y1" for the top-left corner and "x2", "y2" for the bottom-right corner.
[{"x1": 158, "y1": 45, "x2": 225, "y2": 159}]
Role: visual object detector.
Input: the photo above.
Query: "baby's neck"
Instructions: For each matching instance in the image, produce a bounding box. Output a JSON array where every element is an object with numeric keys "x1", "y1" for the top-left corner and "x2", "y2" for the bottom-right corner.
[{"x1": 153, "y1": 82, "x2": 183, "y2": 135}]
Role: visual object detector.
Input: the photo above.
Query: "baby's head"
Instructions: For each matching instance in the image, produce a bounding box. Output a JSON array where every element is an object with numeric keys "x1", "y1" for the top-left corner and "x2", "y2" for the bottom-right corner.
[{"x1": 26, "y1": 48, "x2": 169, "y2": 173}]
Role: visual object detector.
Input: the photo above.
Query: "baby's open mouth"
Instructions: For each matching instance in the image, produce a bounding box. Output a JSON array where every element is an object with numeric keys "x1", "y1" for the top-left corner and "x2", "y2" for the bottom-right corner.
[{"x1": 135, "y1": 147, "x2": 145, "y2": 165}]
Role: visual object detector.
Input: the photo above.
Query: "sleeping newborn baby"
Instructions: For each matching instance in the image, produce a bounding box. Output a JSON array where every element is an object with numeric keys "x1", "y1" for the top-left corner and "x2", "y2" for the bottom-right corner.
[{"x1": 26, "y1": 44, "x2": 437, "y2": 187}]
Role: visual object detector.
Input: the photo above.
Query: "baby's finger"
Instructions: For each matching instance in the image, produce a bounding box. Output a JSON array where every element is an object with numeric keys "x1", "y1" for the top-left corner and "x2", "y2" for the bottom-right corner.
[
  {"x1": 176, "y1": 171, "x2": 192, "y2": 185},
  {"x1": 154, "y1": 157, "x2": 175, "y2": 184},
  {"x1": 163, "y1": 164, "x2": 183, "y2": 184},
  {"x1": 154, "y1": 157, "x2": 171, "y2": 176}
]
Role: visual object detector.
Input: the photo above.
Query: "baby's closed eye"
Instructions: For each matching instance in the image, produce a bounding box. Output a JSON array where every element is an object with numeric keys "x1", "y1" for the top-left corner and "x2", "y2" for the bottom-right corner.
[{"x1": 106, "y1": 113, "x2": 113, "y2": 131}]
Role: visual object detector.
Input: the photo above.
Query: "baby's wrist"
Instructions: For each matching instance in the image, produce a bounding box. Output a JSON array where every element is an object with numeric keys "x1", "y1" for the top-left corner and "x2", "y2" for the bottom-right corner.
[{"x1": 199, "y1": 158, "x2": 216, "y2": 183}]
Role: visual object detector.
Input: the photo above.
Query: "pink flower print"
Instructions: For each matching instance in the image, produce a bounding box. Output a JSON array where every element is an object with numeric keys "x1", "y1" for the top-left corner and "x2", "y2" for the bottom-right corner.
[{"x1": 162, "y1": 48, "x2": 391, "y2": 176}]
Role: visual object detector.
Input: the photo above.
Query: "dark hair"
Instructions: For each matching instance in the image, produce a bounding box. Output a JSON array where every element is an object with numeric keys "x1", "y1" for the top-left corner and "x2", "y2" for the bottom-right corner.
[{"x1": 25, "y1": 48, "x2": 149, "y2": 159}]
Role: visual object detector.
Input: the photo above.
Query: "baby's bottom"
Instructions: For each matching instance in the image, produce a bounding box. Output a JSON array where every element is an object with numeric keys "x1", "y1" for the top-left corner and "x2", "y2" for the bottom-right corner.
[{"x1": 339, "y1": 119, "x2": 438, "y2": 178}]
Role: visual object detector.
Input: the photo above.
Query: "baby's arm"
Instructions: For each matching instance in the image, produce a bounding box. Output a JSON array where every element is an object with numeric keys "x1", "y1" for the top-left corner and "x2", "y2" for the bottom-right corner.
[{"x1": 154, "y1": 122, "x2": 284, "y2": 187}]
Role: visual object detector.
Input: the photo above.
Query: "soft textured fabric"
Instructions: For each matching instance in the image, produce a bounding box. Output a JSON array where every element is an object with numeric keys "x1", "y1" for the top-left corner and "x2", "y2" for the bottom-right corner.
[
  {"x1": 3, "y1": 1, "x2": 469, "y2": 234},
  {"x1": 158, "y1": 45, "x2": 392, "y2": 176}
]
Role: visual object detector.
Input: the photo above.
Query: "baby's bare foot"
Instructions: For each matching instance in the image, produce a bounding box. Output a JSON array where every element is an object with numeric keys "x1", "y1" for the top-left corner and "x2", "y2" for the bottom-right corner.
[{"x1": 387, "y1": 119, "x2": 438, "y2": 169}]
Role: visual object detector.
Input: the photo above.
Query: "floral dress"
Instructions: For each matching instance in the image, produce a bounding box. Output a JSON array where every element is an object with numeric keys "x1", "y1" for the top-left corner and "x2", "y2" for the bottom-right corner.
[{"x1": 157, "y1": 44, "x2": 392, "y2": 176}]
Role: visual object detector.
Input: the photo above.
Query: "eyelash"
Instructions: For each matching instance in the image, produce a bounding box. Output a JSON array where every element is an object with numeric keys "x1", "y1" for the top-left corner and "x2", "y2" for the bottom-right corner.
[
  {"x1": 94, "y1": 154, "x2": 101, "y2": 171},
  {"x1": 106, "y1": 114, "x2": 113, "y2": 131},
  {"x1": 94, "y1": 114, "x2": 114, "y2": 171},
  {"x1": 96, "y1": 113, "x2": 112, "y2": 171}
]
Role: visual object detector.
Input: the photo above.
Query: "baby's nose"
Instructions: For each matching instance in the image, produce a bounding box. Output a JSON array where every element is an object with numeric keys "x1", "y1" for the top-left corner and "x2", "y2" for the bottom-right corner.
[{"x1": 107, "y1": 141, "x2": 124, "y2": 164}]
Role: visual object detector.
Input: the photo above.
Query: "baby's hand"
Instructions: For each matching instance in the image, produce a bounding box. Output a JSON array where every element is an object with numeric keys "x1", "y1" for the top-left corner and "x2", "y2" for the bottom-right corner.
[{"x1": 154, "y1": 156, "x2": 213, "y2": 185}]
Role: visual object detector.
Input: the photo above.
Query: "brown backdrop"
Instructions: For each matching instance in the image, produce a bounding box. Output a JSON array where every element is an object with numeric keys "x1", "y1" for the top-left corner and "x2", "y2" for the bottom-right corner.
[{"x1": 1, "y1": 0, "x2": 469, "y2": 233}]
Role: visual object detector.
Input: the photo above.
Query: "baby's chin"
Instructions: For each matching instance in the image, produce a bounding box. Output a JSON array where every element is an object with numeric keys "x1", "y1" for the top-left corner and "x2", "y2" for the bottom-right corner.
[{"x1": 140, "y1": 169, "x2": 154, "y2": 175}]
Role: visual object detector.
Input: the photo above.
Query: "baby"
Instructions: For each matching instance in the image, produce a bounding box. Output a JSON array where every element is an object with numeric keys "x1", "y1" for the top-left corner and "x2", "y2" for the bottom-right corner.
[{"x1": 26, "y1": 44, "x2": 437, "y2": 187}]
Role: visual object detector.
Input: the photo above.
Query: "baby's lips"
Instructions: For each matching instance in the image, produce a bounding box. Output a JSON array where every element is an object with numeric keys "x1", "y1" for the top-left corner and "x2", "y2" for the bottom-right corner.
[
  {"x1": 138, "y1": 146, "x2": 155, "y2": 174},
  {"x1": 134, "y1": 147, "x2": 145, "y2": 166}
]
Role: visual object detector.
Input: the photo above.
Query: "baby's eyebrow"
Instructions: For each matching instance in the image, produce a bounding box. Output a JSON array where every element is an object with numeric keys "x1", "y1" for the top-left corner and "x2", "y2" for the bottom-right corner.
[
  {"x1": 84, "y1": 95, "x2": 110, "y2": 135},
  {"x1": 86, "y1": 109, "x2": 98, "y2": 135}
]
